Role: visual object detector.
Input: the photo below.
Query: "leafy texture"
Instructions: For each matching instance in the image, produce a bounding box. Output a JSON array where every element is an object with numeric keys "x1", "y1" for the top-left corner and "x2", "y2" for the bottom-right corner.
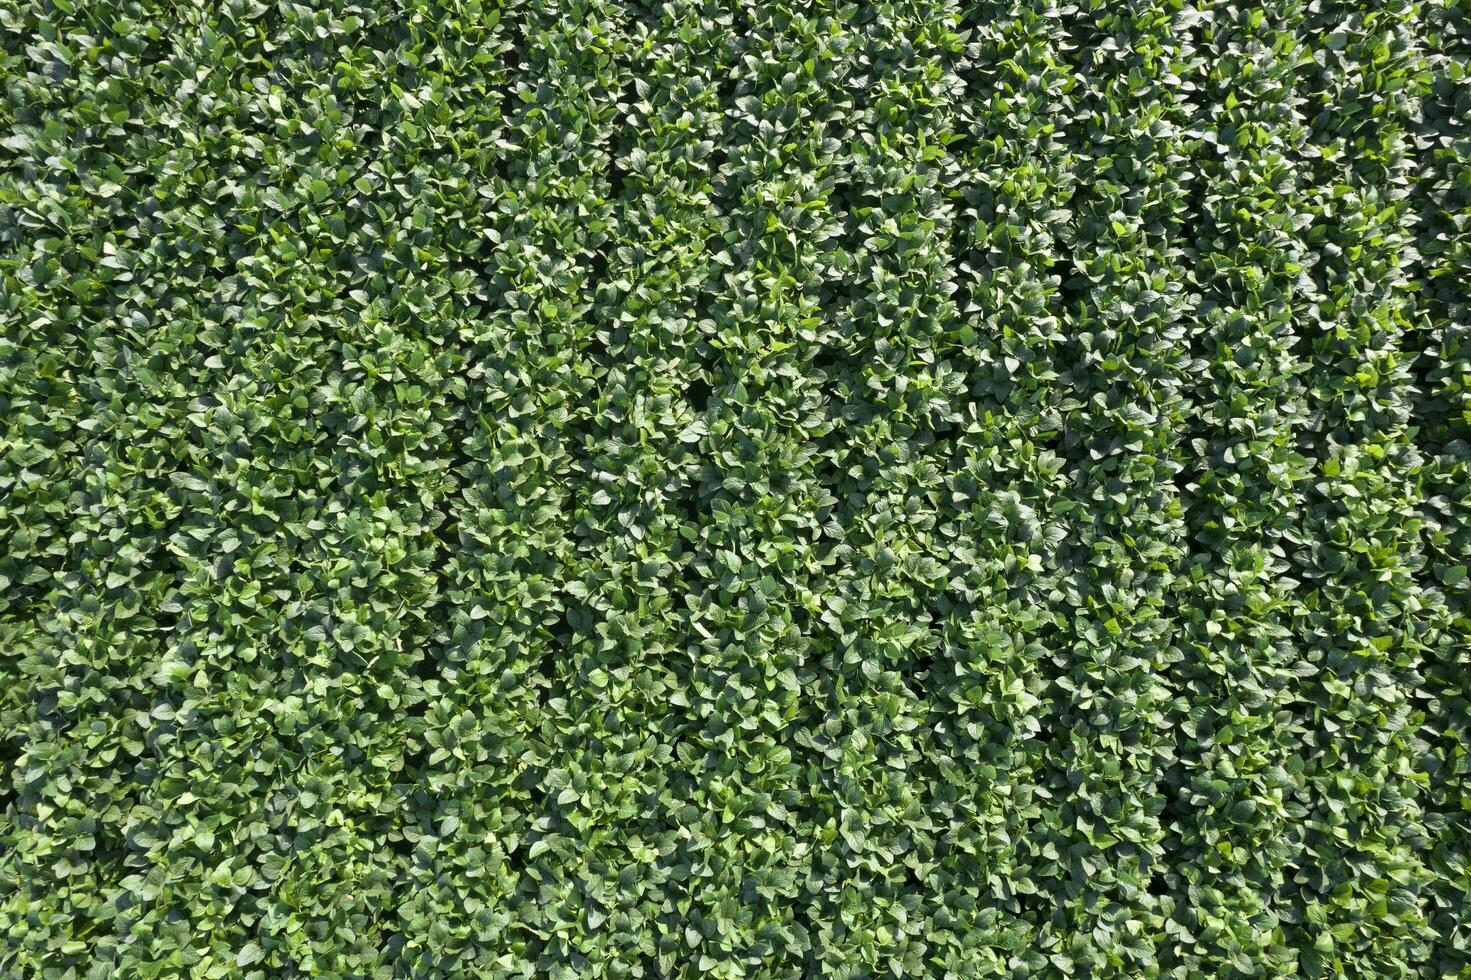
[{"x1": 1, "y1": 0, "x2": 1468, "y2": 977}]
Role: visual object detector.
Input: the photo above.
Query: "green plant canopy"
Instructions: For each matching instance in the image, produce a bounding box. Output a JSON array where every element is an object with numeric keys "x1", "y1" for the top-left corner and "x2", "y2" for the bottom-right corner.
[{"x1": 1, "y1": 0, "x2": 1468, "y2": 976}]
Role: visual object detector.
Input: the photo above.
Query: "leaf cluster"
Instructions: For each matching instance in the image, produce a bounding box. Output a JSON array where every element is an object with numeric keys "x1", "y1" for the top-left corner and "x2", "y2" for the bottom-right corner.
[{"x1": 1, "y1": 0, "x2": 1468, "y2": 977}]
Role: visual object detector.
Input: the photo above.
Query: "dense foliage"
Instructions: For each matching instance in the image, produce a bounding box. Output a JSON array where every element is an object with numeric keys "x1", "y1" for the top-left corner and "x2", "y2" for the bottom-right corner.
[{"x1": 2, "y1": 0, "x2": 1469, "y2": 976}]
